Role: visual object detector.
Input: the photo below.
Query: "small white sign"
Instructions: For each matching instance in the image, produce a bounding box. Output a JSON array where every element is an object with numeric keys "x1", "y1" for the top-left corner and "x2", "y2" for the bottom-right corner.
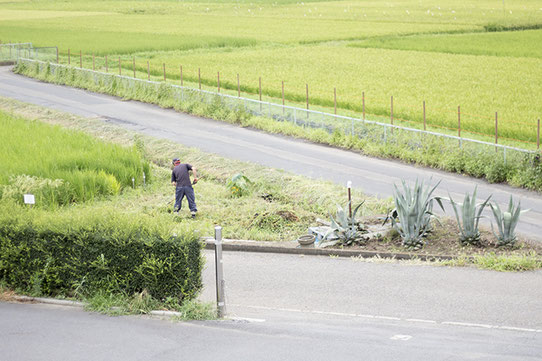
[{"x1": 23, "y1": 194, "x2": 35, "y2": 205}]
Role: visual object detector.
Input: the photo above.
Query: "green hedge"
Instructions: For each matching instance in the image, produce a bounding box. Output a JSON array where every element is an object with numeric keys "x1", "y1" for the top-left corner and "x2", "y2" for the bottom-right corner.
[{"x1": 0, "y1": 202, "x2": 203, "y2": 301}]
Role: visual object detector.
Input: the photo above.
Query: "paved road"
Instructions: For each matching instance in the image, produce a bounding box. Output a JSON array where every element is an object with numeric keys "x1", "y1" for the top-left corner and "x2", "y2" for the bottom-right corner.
[
  {"x1": 2, "y1": 250, "x2": 542, "y2": 361},
  {"x1": 200, "y1": 251, "x2": 542, "y2": 330},
  {"x1": 3, "y1": 302, "x2": 541, "y2": 361},
  {"x1": 0, "y1": 66, "x2": 541, "y2": 241}
]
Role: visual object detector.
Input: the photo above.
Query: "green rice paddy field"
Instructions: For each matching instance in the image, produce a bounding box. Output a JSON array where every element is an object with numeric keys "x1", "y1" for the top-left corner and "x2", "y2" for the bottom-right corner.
[{"x1": 1, "y1": 0, "x2": 542, "y2": 146}]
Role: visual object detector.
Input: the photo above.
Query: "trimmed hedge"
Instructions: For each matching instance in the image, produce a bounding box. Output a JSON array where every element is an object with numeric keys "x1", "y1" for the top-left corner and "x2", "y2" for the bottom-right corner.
[{"x1": 0, "y1": 202, "x2": 203, "y2": 301}]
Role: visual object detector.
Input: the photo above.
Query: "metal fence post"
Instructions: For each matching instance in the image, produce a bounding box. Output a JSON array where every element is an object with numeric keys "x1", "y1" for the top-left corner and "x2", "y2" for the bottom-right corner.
[
  {"x1": 105, "y1": 55, "x2": 108, "y2": 73},
  {"x1": 423, "y1": 100, "x2": 426, "y2": 131},
  {"x1": 56, "y1": 47, "x2": 59, "y2": 64},
  {"x1": 282, "y1": 80, "x2": 285, "y2": 115},
  {"x1": 79, "y1": 50, "x2": 82, "y2": 68},
  {"x1": 334, "y1": 87, "x2": 337, "y2": 115},
  {"x1": 214, "y1": 226, "x2": 226, "y2": 318},
  {"x1": 495, "y1": 112, "x2": 499, "y2": 152},
  {"x1": 92, "y1": 53, "x2": 95, "y2": 71},
  {"x1": 538, "y1": 118, "x2": 540, "y2": 151},
  {"x1": 118, "y1": 57, "x2": 121, "y2": 75},
  {"x1": 362, "y1": 91, "x2": 365, "y2": 120},
  {"x1": 390, "y1": 96, "x2": 394, "y2": 134},
  {"x1": 458, "y1": 105, "x2": 462, "y2": 147},
  {"x1": 259, "y1": 77, "x2": 262, "y2": 112},
  {"x1": 306, "y1": 83, "x2": 309, "y2": 119}
]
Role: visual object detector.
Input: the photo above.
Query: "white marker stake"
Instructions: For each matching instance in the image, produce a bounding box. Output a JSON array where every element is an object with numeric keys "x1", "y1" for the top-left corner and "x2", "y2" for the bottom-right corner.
[{"x1": 214, "y1": 226, "x2": 226, "y2": 318}]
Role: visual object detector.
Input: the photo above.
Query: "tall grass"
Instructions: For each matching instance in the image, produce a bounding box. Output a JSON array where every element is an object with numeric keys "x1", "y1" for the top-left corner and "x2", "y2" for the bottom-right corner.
[{"x1": 0, "y1": 110, "x2": 150, "y2": 207}]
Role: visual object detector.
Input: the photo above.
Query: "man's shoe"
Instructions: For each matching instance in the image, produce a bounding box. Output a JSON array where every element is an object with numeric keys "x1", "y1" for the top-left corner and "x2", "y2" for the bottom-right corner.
[{"x1": 191, "y1": 212, "x2": 196, "y2": 219}]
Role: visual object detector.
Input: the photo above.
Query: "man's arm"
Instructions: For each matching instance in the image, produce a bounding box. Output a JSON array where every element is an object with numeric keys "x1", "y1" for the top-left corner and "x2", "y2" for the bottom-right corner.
[
  {"x1": 192, "y1": 167, "x2": 198, "y2": 184},
  {"x1": 171, "y1": 170, "x2": 177, "y2": 186}
]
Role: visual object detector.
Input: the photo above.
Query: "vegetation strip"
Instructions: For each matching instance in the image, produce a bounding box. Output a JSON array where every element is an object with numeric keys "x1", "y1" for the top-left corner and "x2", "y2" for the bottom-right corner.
[
  {"x1": 13, "y1": 60, "x2": 542, "y2": 195},
  {"x1": 0, "y1": 97, "x2": 540, "y2": 273}
]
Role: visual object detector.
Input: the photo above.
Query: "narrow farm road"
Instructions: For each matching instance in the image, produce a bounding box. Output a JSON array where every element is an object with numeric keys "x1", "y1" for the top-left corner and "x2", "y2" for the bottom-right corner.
[
  {"x1": 2, "y1": 300, "x2": 541, "y2": 361},
  {"x1": 1, "y1": 66, "x2": 541, "y2": 240}
]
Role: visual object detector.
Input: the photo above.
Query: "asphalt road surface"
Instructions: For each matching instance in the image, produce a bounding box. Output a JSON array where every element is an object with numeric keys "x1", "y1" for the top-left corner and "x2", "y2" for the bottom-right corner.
[
  {"x1": 1, "y1": 66, "x2": 540, "y2": 241},
  {"x1": 1, "y1": 250, "x2": 541, "y2": 361}
]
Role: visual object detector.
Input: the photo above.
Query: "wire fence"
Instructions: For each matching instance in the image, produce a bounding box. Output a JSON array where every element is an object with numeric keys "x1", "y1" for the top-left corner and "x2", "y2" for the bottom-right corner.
[
  {"x1": 10, "y1": 49, "x2": 540, "y2": 163},
  {"x1": 0, "y1": 42, "x2": 33, "y2": 62}
]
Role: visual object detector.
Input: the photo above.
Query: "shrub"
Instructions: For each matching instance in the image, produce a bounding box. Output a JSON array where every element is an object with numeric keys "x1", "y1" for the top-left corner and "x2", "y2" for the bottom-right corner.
[
  {"x1": 389, "y1": 179, "x2": 444, "y2": 250},
  {"x1": 0, "y1": 202, "x2": 203, "y2": 301},
  {"x1": 490, "y1": 196, "x2": 528, "y2": 247}
]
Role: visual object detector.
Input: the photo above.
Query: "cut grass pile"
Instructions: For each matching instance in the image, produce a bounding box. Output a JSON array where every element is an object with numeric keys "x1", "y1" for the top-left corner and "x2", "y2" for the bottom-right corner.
[{"x1": 0, "y1": 109, "x2": 150, "y2": 206}]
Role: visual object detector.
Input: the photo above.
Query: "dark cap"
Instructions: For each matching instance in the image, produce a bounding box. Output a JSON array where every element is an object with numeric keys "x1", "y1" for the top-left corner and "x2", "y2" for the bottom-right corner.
[{"x1": 172, "y1": 158, "x2": 180, "y2": 164}]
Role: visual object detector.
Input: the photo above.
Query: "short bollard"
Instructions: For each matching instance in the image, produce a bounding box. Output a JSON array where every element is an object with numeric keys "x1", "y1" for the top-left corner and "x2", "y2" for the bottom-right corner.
[{"x1": 214, "y1": 226, "x2": 226, "y2": 318}]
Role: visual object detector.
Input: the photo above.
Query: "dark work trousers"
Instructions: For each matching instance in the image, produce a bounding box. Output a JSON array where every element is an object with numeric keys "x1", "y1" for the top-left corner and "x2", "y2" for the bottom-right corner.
[{"x1": 174, "y1": 186, "x2": 197, "y2": 213}]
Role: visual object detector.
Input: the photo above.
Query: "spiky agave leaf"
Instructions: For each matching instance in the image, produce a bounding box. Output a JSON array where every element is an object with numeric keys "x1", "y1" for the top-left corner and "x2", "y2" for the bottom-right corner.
[
  {"x1": 391, "y1": 178, "x2": 443, "y2": 250},
  {"x1": 490, "y1": 195, "x2": 529, "y2": 247},
  {"x1": 321, "y1": 201, "x2": 365, "y2": 247},
  {"x1": 448, "y1": 187, "x2": 491, "y2": 246}
]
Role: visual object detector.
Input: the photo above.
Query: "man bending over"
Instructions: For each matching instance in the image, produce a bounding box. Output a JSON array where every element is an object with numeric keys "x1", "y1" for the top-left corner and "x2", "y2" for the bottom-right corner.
[{"x1": 171, "y1": 158, "x2": 198, "y2": 218}]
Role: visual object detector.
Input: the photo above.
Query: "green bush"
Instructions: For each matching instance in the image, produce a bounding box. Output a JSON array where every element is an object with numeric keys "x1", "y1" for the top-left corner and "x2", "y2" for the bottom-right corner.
[{"x1": 0, "y1": 202, "x2": 203, "y2": 301}]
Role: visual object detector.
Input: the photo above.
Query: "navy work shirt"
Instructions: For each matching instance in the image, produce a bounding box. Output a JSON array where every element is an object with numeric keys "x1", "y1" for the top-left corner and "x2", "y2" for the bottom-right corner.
[{"x1": 171, "y1": 163, "x2": 193, "y2": 188}]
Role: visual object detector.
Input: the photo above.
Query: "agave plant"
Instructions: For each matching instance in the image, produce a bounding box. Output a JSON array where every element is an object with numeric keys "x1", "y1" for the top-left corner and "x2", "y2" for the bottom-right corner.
[
  {"x1": 490, "y1": 196, "x2": 528, "y2": 247},
  {"x1": 322, "y1": 201, "x2": 365, "y2": 246},
  {"x1": 388, "y1": 179, "x2": 444, "y2": 250},
  {"x1": 448, "y1": 187, "x2": 491, "y2": 246}
]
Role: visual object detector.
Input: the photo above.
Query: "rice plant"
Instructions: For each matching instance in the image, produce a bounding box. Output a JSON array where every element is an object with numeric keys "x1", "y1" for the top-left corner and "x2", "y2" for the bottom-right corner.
[
  {"x1": 0, "y1": 110, "x2": 150, "y2": 207},
  {"x1": 448, "y1": 187, "x2": 491, "y2": 246}
]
